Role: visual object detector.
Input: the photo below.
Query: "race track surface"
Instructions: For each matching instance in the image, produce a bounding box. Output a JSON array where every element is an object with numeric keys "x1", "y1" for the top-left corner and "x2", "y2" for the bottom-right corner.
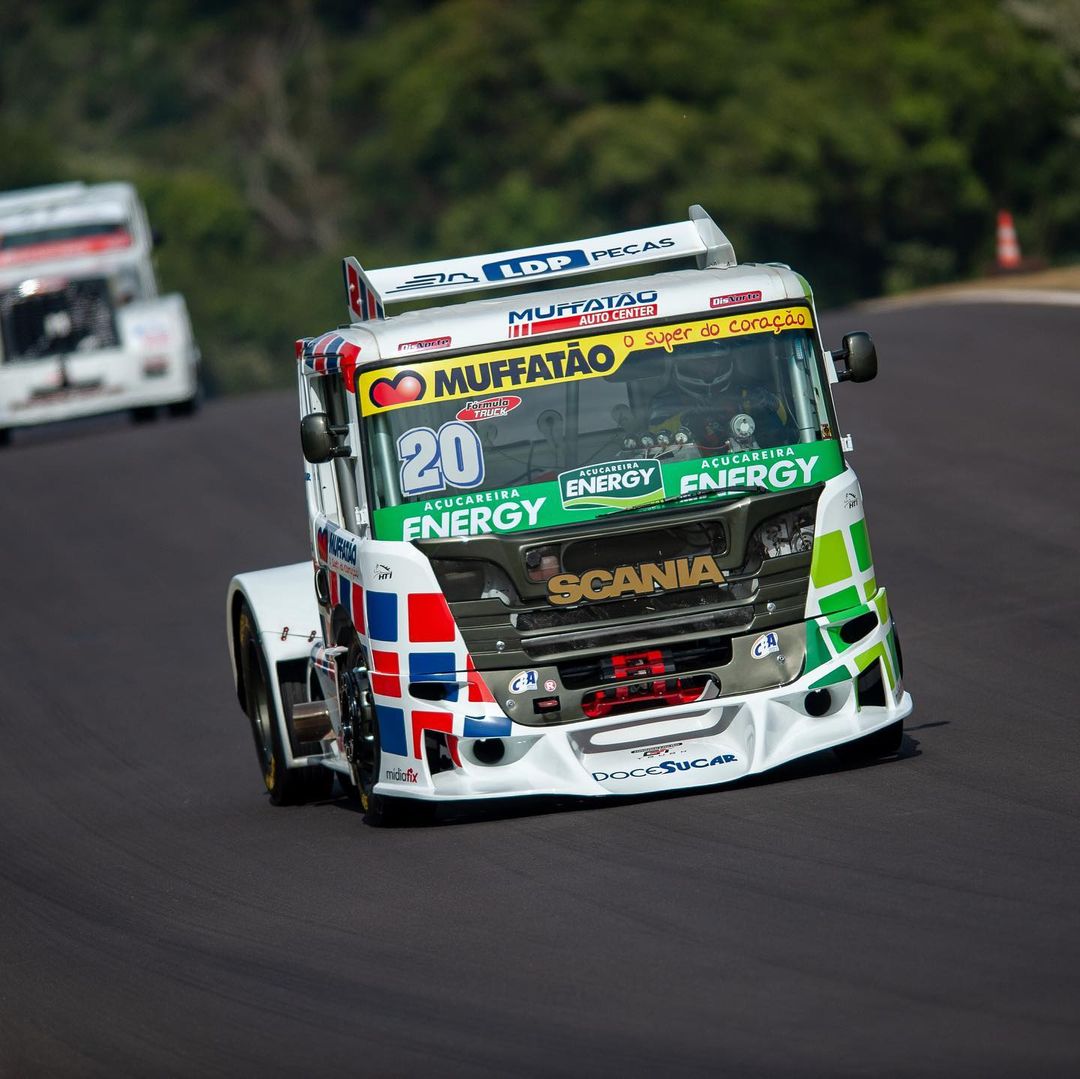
[{"x1": 0, "y1": 302, "x2": 1077, "y2": 1077}]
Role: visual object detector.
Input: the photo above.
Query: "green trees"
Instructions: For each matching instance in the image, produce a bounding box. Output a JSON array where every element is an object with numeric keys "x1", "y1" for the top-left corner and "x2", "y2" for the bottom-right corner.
[{"x1": 2, "y1": 0, "x2": 1077, "y2": 391}]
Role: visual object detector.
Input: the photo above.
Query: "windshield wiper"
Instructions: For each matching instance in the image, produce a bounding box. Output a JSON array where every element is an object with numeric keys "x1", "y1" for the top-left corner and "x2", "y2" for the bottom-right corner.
[{"x1": 599, "y1": 485, "x2": 769, "y2": 520}]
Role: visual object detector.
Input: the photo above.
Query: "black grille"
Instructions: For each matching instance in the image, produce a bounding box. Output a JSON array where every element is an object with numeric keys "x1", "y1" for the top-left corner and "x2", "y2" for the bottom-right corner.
[
  {"x1": 557, "y1": 636, "x2": 734, "y2": 689},
  {"x1": 515, "y1": 581, "x2": 753, "y2": 632}
]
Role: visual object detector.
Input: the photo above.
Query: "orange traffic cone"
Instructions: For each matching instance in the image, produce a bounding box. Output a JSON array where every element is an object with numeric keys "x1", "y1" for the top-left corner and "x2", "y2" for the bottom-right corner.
[{"x1": 996, "y1": 210, "x2": 1021, "y2": 271}]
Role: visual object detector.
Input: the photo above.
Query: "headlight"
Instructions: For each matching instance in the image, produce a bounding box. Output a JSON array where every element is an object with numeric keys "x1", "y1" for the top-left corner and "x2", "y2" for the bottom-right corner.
[
  {"x1": 428, "y1": 558, "x2": 518, "y2": 604},
  {"x1": 750, "y1": 506, "x2": 815, "y2": 560}
]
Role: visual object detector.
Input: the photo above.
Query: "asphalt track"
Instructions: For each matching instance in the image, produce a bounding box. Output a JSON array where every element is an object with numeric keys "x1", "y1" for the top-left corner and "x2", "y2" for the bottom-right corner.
[{"x1": 0, "y1": 301, "x2": 1077, "y2": 1078}]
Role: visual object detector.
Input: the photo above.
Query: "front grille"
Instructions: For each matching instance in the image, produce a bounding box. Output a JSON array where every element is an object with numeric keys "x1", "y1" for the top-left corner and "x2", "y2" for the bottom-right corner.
[
  {"x1": 557, "y1": 636, "x2": 734, "y2": 688},
  {"x1": 516, "y1": 581, "x2": 753, "y2": 632},
  {"x1": 522, "y1": 605, "x2": 754, "y2": 660}
]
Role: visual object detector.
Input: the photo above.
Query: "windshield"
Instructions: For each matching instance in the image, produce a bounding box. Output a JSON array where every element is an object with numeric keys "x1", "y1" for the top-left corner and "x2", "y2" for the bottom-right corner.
[
  {"x1": 359, "y1": 307, "x2": 844, "y2": 540},
  {"x1": 0, "y1": 277, "x2": 120, "y2": 362}
]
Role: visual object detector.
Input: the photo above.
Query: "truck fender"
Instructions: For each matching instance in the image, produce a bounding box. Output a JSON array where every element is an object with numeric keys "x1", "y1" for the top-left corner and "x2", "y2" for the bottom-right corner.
[{"x1": 226, "y1": 562, "x2": 323, "y2": 767}]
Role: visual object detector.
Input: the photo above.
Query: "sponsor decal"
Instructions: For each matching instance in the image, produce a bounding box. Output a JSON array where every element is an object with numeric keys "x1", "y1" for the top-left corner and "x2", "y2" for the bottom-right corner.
[
  {"x1": 384, "y1": 766, "x2": 419, "y2": 783},
  {"x1": 844, "y1": 492, "x2": 859, "y2": 509},
  {"x1": 358, "y1": 308, "x2": 813, "y2": 415},
  {"x1": 559, "y1": 459, "x2": 663, "y2": 511},
  {"x1": 509, "y1": 670, "x2": 539, "y2": 694},
  {"x1": 750, "y1": 631, "x2": 780, "y2": 659},
  {"x1": 484, "y1": 249, "x2": 590, "y2": 281},
  {"x1": 710, "y1": 290, "x2": 763, "y2": 308},
  {"x1": 375, "y1": 563, "x2": 392, "y2": 581},
  {"x1": 398, "y1": 336, "x2": 452, "y2": 352},
  {"x1": 508, "y1": 289, "x2": 659, "y2": 338},
  {"x1": 631, "y1": 742, "x2": 685, "y2": 758},
  {"x1": 317, "y1": 522, "x2": 358, "y2": 573},
  {"x1": 0, "y1": 229, "x2": 133, "y2": 269},
  {"x1": 592, "y1": 754, "x2": 738, "y2": 781},
  {"x1": 389, "y1": 270, "x2": 480, "y2": 294},
  {"x1": 370, "y1": 370, "x2": 426, "y2": 408},
  {"x1": 547, "y1": 555, "x2": 725, "y2": 607},
  {"x1": 455, "y1": 395, "x2": 521, "y2": 422},
  {"x1": 543, "y1": 678, "x2": 557, "y2": 693},
  {"x1": 374, "y1": 440, "x2": 842, "y2": 541},
  {"x1": 675, "y1": 444, "x2": 822, "y2": 496},
  {"x1": 399, "y1": 492, "x2": 547, "y2": 541}
]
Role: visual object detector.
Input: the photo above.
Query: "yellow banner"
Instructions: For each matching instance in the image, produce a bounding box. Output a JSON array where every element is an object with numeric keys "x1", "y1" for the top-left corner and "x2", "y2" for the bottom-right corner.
[{"x1": 357, "y1": 306, "x2": 814, "y2": 415}]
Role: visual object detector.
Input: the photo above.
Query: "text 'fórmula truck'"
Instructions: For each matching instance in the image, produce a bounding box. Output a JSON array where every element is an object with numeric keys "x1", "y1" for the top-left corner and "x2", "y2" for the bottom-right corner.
[
  {"x1": 227, "y1": 206, "x2": 911, "y2": 823},
  {"x1": 0, "y1": 182, "x2": 199, "y2": 443}
]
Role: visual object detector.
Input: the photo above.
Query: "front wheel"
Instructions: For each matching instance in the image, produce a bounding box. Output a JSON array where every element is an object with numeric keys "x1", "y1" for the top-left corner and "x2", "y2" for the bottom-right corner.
[
  {"x1": 339, "y1": 646, "x2": 426, "y2": 826},
  {"x1": 238, "y1": 606, "x2": 333, "y2": 805}
]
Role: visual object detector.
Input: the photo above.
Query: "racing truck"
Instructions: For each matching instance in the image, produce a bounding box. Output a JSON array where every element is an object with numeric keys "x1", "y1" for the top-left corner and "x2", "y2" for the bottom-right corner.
[
  {"x1": 0, "y1": 181, "x2": 200, "y2": 443},
  {"x1": 226, "y1": 206, "x2": 912, "y2": 823}
]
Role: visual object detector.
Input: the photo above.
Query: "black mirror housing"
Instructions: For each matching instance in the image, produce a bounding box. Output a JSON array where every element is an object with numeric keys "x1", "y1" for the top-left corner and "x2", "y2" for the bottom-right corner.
[
  {"x1": 835, "y1": 331, "x2": 878, "y2": 383},
  {"x1": 300, "y1": 412, "x2": 350, "y2": 463}
]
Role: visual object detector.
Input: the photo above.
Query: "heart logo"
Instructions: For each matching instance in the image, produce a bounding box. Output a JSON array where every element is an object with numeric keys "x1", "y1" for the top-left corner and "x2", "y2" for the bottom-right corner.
[
  {"x1": 316, "y1": 526, "x2": 329, "y2": 563},
  {"x1": 370, "y1": 371, "x2": 426, "y2": 408}
]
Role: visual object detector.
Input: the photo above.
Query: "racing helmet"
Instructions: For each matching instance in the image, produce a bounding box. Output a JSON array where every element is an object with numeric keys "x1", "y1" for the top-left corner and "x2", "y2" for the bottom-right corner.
[{"x1": 673, "y1": 343, "x2": 736, "y2": 397}]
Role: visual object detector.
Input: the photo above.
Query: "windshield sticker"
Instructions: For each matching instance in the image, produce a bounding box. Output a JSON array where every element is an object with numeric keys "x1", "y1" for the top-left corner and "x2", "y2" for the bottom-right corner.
[
  {"x1": 373, "y1": 440, "x2": 843, "y2": 541},
  {"x1": 558, "y1": 460, "x2": 664, "y2": 511},
  {"x1": 358, "y1": 307, "x2": 814, "y2": 416},
  {"x1": 547, "y1": 555, "x2": 726, "y2": 606},
  {"x1": 669, "y1": 443, "x2": 832, "y2": 495},
  {"x1": 508, "y1": 289, "x2": 658, "y2": 338},
  {"x1": 455, "y1": 395, "x2": 521, "y2": 422},
  {"x1": 398, "y1": 421, "x2": 485, "y2": 496}
]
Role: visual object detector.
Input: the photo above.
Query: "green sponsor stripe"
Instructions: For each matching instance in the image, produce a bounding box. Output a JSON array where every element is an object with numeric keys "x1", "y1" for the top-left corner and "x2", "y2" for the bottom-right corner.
[
  {"x1": 811, "y1": 665, "x2": 852, "y2": 689},
  {"x1": 374, "y1": 437, "x2": 845, "y2": 540},
  {"x1": 849, "y1": 517, "x2": 873, "y2": 572},
  {"x1": 818, "y1": 584, "x2": 861, "y2": 614},
  {"x1": 811, "y1": 529, "x2": 851, "y2": 589},
  {"x1": 805, "y1": 620, "x2": 832, "y2": 672}
]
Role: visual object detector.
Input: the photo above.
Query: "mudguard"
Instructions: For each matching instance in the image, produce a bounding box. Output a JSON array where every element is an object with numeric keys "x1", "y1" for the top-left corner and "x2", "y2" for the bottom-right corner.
[{"x1": 226, "y1": 562, "x2": 323, "y2": 768}]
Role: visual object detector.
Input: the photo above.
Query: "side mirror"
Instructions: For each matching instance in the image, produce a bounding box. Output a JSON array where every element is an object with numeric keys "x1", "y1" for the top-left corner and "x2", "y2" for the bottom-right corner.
[
  {"x1": 300, "y1": 412, "x2": 351, "y2": 463},
  {"x1": 834, "y1": 331, "x2": 877, "y2": 383}
]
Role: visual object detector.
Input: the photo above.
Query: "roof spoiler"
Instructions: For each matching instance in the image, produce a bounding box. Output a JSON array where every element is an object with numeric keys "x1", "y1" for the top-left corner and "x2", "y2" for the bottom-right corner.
[{"x1": 342, "y1": 204, "x2": 735, "y2": 322}]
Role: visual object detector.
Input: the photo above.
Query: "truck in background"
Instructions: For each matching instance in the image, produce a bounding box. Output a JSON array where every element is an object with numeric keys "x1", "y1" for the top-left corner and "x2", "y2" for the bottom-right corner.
[{"x1": 0, "y1": 181, "x2": 200, "y2": 444}]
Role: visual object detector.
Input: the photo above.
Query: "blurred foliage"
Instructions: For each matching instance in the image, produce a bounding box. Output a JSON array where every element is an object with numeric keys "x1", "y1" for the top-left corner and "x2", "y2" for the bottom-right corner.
[{"x1": 1, "y1": 0, "x2": 1078, "y2": 393}]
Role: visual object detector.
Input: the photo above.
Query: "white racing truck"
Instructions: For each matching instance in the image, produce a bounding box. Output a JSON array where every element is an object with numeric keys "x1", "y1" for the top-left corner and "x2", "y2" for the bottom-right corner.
[
  {"x1": 0, "y1": 182, "x2": 199, "y2": 443},
  {"x1": 227, "y1": 206, "x2": 912, "y2": 823}
]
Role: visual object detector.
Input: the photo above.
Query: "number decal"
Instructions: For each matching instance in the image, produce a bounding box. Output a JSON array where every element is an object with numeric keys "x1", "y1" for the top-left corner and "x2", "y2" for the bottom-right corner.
[
  {"x1": 398, "y1": 422, "x2": 484, "y2": 495},
  {"x1": 398, "y1": 427, "x2": 443, "y2": 495}
]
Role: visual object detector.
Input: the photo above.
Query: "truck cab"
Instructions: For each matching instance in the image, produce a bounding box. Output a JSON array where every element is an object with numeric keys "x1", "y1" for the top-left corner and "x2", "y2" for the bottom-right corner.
[
  {"x1": 227, "y1": 206, "x2": 910, "y2": 822},
  {"x1": 0, "y1": 182, "x2": 200, "y2": 441}
]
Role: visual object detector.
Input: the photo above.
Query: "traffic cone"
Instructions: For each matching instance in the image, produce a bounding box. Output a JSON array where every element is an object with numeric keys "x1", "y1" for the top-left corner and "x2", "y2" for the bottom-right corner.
[{"x1": 996, "y1": 210, "x2": 1022, "y2": 271}]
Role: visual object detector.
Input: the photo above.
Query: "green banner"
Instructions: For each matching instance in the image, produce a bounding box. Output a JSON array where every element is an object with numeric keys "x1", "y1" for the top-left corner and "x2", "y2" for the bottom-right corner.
[{"x1": 372, "y1": 439, "x2": 844, "y2": 541}]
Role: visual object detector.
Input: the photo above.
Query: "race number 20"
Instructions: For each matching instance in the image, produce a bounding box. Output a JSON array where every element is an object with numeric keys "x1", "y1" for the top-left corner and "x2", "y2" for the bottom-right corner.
[{"x1": 398, "y1": 421, "x2": 485, "y2": 495}]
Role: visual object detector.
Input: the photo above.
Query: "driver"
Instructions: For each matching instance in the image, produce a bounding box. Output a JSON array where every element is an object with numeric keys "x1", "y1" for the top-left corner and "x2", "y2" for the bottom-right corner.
[{"x1": 646, "y1": 338, "x2": 793, "y2": 453}]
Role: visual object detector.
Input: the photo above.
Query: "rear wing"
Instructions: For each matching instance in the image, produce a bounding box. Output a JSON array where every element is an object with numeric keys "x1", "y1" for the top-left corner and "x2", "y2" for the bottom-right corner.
[{"x1": 342, "y1": 204, "x2": 735, "y2": 323}]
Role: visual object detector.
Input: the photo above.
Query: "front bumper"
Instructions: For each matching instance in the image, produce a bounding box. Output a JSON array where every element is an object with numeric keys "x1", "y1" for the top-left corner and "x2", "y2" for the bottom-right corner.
[{"x1": 372, "y1": 596, "x2": 911, "y2": 802}]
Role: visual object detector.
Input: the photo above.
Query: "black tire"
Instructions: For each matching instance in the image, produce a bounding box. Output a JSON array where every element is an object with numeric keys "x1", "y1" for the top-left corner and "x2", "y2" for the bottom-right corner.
[
  {"x1": 338, "y1": 639, "x2": 427, "y2": 826},
  {"x1": 238, "y1": 606, "x2": 333, "y2": 805},
  {"x1": 130, "y1": 405, "x2": 158, "y2": 424},
  {"x1": 834, "y1": 718, "x2": 903, "y2": 765},
  {"x1": 0, "y1": 428, "x2": 10, "y2": 448},
  {"x1": 167, "y1": 396, "x2": 199, "y2": 418}
]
